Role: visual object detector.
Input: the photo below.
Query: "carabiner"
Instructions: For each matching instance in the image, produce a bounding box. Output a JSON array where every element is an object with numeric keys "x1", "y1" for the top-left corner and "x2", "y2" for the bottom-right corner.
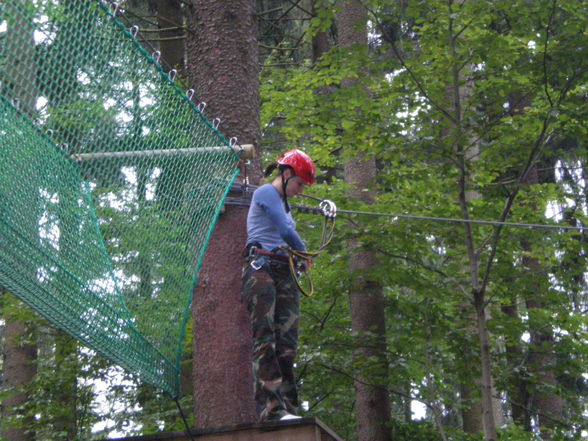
[{"x1": 319, "y1": 199, "x2": 337, "y2": 218}]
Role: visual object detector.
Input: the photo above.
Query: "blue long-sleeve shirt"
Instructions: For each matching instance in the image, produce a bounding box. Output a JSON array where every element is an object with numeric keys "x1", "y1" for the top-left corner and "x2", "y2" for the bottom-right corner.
[{"x1": 246, "y1": 184, "x2": 306, "y2": 252}]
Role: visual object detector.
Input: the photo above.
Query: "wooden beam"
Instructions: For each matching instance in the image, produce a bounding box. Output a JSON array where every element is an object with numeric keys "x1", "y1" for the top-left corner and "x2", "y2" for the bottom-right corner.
[{"x1": 104, "y1": 417, "x2": 347, "y2": 441}]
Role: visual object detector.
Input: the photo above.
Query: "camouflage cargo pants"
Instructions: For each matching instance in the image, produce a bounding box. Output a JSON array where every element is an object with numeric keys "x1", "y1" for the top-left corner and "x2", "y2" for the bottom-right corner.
[{"x1": 242, "y1": 258, "x2": 300, "y2": 421}]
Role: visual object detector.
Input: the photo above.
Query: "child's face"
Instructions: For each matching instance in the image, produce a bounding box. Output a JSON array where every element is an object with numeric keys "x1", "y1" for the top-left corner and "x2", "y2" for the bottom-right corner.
[{"x1": 285, "y1": 176, "x2": 306, "y2": 197}]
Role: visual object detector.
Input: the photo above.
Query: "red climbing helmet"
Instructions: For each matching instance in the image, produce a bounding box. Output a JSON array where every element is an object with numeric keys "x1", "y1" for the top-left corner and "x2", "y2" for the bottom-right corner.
[{"x1": 277, "y1": 149, "x2": 316, "y2": 186}]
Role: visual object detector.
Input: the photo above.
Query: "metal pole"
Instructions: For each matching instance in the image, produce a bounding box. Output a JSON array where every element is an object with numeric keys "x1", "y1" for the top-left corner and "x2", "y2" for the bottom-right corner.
[{"x1": 71, "y1": 144, "x2": 255, "y2": 161}]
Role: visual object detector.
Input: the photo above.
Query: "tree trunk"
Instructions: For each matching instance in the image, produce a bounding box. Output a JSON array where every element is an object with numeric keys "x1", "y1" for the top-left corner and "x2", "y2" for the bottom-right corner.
[
  {"x1": 52, "y1": 191, "x2": 81, "y2": 439},
  {"x1": 473, "y1": 292, "x2": 500, "y2": 440},
  {"x1": 460, "y1": 381, "x2": 484, "y2": 433},
  {"x1": 337, "y1": 2, "x2": 392, "y2": 440},
  {"x1": 502, "y1": 83, "x2": 563, "y2": 438},
  {"x1": 51, "y1": 332, "x2": 78, "y2": 440},
  {"x1": 1, "y1": 5, "x2": 38, "y2": 441},
  {"x1": 446, "y1": 3, "x2": 501, "y2": 436},
  {"x1": 185, "y1": 0, "x2": 262, "y2": 179},
  {"x1": 501, "y1": 297, "x2": 532, "y2": 430},
  {"x1": 185, "y1": 0, "x2": 260, "y2": 427},
  {"x1": 526, "y1": 314, "x2": 563, "y2": 440},
  {"x1": 1, "y1": 293, "x2": 38, "y2": 441},
  {"x1": 520, "y1": 165, "x2": 563, "y2": 440},
  {"x1": 311, "y1": 0, "x2": 332, "y2": 63}
]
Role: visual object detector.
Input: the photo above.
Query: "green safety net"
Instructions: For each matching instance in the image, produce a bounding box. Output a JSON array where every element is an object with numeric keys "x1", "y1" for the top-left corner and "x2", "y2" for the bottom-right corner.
[{"x1": 0, "y1": 1, "x2": 241, "y2": 396}]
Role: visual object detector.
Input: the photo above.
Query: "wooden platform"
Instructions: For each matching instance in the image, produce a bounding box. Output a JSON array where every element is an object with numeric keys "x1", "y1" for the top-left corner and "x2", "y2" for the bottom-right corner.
[{"x1": 108, "y1": 417, "x2": 345, "y2": 441}]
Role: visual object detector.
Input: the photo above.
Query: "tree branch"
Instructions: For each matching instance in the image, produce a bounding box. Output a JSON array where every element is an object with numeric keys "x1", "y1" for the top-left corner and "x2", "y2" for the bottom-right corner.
[
  {"x1": 284, "y1": 0, "x2": 313, "y2": 17},
  {"x1": 360, "y1": 1, "x2": 457, "y2": 125},
  {"x1": 479, "y1": 122, "x2": 553, "y2": 296},
  {"x1": 257, "y1": 7, "x2": 283, "y2": 17},
  {"x1": 376, "y1": 249, "x2": 471, "y2": 299}
]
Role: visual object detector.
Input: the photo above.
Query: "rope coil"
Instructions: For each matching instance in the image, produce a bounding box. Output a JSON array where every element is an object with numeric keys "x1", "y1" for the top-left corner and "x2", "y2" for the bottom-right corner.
[{"x1": 281, "y1": 199, "x2": 337, "y2": 297}]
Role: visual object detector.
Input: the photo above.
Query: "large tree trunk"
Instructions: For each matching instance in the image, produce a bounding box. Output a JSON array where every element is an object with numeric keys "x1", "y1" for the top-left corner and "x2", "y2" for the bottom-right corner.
[
  {"x1": 185, "y1": 0, "x2": 261, "y2": 428},
  {"x1": 185, "y1": 0, "x2": 262, "y2": 179},
  {"x1": 501, "y1": 301, "x2": 532, "y2": 430},
  {"x1": 337, "y1": 2, "x2": 392, "y2": 440},
  {"x1": 1, "y1": 293, "x2": 38, "y2": 441},
  {"x1": 499, "y1": 88, "x2": 563, "y2": 438},
  {"x1": 1, "y1": 5, "x2": 38, "y2": 441},
  {"x1": 520, "y1": 165, "x2": 563, "y2": 440}
]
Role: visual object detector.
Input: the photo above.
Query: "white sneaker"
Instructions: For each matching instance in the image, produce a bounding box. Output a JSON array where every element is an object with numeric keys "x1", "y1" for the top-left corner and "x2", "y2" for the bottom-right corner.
[{"x1": 280, "y1": 413, "x2": 302, "y2": 421}]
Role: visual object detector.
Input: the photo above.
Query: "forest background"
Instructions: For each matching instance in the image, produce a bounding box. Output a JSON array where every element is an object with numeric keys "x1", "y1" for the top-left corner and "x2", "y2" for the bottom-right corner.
[{"x1": 0, "y1": 1, "x2": 587, "y2": 441}]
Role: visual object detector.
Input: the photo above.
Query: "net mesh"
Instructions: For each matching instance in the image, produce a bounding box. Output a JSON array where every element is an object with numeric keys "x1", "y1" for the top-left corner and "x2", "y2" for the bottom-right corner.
[{"x1": 0, "y1": 1, "x2": 240, "y2": 396}]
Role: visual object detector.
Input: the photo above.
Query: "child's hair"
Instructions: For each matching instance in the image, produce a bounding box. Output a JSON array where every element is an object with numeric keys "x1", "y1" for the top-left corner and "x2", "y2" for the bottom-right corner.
[{"x1": 263, "y1": 162, "x2": 278, "y2": 178}]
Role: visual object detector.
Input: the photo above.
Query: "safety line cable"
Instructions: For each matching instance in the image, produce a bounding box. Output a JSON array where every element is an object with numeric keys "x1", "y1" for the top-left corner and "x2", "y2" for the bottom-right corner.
[
  {"x1": 333, "y1": 209, "x2": 584, "y2": 231},
  {"x1": 295, "y1": 192, "x2": 585, "y2": 232},
  {"x1": 224, "y1": 194, "x2": 584, "y2": 232}
]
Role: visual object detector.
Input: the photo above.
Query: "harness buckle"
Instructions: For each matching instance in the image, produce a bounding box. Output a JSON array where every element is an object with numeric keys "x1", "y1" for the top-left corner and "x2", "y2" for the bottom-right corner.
[
  {"x1": 250, "y1": 259, "x2": 263, "y2": 271},
  {"x1": 249, "y1": 245, "x2": 257, "y2": 256}
]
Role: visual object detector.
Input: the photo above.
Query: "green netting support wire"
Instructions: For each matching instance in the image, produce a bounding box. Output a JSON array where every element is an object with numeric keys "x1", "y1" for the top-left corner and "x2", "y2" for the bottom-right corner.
[{"x1": 0, "y1": 0, "x2": 242, "y2": 397}]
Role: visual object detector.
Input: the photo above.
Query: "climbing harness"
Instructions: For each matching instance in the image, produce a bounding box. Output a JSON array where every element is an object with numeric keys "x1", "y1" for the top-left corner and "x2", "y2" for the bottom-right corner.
[
  {"x1": 243, "y1": 243, "x2": 291, "y2": 270},
  {"x1": 241, "y1": 195, "x2": 337, "y2": 297}
]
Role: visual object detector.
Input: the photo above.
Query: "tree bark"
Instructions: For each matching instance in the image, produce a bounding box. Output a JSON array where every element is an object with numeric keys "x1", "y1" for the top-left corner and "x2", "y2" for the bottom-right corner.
[
  {"x1": 473, "y1": 292, "x2": 499, "y2": 440},
  {"x1": 1, "y1": 5, "x2": 38, "y2": 441},
  {"x1": 311, "y1": 0, "x2": 332, "y2": 63},
  {"x1": 526, "y1": 317, "x2": 563, "y2": 440},
  {"x1": 186, "y1": 0, "x2": 261, "y2": 428},
  {"x1": 1, "y1": 293, "x2": 38, "y2": 441},
  {"x1": 460, "y1": 380, "x2": 484, "y2": 433},
  {"x1": 520, "y1": 165, "x2": 563, "y2": 440},
  {"x1": 501, "y1": 302, "x2": 532, "y2": 430},
  {"x1": 337, "y1": 2, "x2": 392, "y2": 440},
  {"x1": 185, "y1": 0, "x2": 262, "y2": 179},
  {"x1": 51, "y1": 332, "x2": 78, "y2": 440}
]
